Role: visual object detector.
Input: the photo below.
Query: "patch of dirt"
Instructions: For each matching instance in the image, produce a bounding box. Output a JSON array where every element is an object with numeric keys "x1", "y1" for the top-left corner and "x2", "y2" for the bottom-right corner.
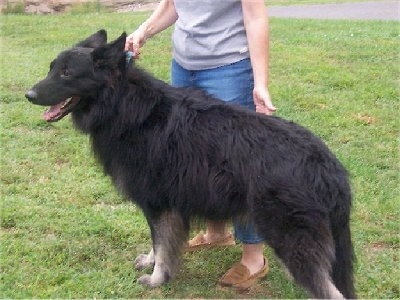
[
  {"x1": 0, "y1": 0, "x2": 157, "y2": 14},
  {"x1": 369, "y1": 241, "x2": 399, "y2": 252},
  {"x1": 352, "y1": 113, "x2": 377, "y2": 125}
]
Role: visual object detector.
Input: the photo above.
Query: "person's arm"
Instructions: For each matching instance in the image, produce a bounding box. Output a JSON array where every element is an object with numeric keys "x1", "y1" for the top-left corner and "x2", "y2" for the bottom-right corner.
[
  {"x1": 125, "y1": 0, "x2": 178, "y2": 53},
  {"x1": 242, "y1": 0, "x2": 276, "y2": 115}
]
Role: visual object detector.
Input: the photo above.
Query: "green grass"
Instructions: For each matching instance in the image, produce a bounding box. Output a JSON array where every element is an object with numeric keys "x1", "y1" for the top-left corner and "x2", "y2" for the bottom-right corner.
[
  {"x1": 0, "y1": 0, "x2": 383, "y2": 15},
  {"x1": 1, "y1": 12, "x2": 399, "y2": 299}
]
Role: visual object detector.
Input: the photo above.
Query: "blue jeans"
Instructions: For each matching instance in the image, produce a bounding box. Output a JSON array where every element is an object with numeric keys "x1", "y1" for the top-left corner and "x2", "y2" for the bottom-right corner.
[{"x1": 171, "y1": 58, "x2": 263, "y2": 244}]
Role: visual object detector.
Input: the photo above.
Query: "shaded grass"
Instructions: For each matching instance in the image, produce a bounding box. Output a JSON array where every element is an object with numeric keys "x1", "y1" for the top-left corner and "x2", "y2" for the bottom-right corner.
[{"x1": 1, "y1": 12, "x2": 399, "y2": 298}]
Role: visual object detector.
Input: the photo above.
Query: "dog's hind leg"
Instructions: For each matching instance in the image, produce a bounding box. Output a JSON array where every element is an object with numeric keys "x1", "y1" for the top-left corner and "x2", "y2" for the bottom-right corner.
[
  {"x1": 275, "y1": 221, "x2": 343, "y2": 298},
  {"x1": 255, "y1": 196, "x2": 344, "y2": 298},
  {"x1": 275, "y1": 217, "x2": 343, "y2": 299},
  {"x1": 137, "y1": 210, "x2": 188, "y2": 287}
]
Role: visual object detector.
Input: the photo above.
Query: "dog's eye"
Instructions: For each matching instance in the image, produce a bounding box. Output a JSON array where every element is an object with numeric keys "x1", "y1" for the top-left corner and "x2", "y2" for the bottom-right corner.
[{"x1": 61, "y1": 68, "x2": 70, "y2": 78}]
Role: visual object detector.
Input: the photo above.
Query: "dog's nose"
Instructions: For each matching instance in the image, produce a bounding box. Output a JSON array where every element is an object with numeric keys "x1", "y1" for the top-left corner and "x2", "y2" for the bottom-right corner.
[{"x1": 25, "y1": 90, "x2": 37, "y2": 102}]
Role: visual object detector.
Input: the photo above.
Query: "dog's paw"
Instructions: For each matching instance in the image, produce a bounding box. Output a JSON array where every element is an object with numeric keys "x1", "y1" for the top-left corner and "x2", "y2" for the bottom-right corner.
[
  {"x1": 137, "y1": 274, "x2": 163, "y2": 288},
  {"x1": 137, "y1": 267, "x2": 171, "y2": 288},
  {"x1": 135, "y1": 253, "x2": 155, "y2": 270}
]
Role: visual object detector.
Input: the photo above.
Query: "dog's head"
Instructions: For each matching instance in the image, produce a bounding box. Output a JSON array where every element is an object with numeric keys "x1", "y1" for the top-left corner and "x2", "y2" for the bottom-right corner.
[{"x1": 25, "y1": 30, "x2": 127, "y2": 122}]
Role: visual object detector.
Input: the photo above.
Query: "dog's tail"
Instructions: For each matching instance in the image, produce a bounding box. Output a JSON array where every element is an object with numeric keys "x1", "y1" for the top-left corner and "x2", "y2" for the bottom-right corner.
[{"x1": 330, "y1": 194, "x2": 356, "y2": 299}]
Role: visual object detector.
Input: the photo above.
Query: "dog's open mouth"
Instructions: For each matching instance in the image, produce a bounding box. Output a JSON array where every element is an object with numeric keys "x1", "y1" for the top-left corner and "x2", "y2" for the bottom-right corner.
[{"x1": 43, "y1": 96, "x2": 80, "y2": 122}]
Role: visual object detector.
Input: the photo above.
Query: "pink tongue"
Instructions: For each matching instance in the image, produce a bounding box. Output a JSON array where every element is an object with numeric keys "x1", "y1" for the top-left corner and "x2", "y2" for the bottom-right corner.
[{"x1": 43, "y1": 102, "x2": 64, "y2": 121}]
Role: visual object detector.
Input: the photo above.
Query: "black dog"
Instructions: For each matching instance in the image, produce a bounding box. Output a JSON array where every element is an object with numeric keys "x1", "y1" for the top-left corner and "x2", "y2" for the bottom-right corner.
[{"x1": 26, "y1": 30, "x2": 355, "y2": 299}]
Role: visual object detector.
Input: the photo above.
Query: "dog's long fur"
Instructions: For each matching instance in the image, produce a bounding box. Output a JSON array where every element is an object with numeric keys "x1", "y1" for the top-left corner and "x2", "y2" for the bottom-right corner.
[{"x1": 26, "y1": 30, "x2": 355, "y2": 298}]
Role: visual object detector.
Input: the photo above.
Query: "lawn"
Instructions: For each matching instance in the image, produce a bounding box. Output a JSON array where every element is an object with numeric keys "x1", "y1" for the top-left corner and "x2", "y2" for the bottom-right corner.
[{"x1": 1, "y1": 10, "x2": 399, "y2": 299}]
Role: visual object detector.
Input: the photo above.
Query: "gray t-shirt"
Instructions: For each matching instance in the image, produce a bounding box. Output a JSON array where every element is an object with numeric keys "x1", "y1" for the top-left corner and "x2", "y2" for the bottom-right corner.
[{"x1": 172, "y1": 0, "x2": 250, "y2": 70}]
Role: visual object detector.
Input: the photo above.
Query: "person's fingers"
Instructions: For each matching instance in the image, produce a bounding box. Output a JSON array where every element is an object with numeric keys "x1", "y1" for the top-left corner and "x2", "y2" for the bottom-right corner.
[
  {"x1": 133, "y1": 47, "x2": 141, "y2": 59},
  {"x1": 125, "y1": 35, "x2": 134, "y2": 51},
  {"x1": 254, "y1": 88, "x2": 276, "y2": 116},
  {"x1": 256, "y1": 105, "x2": 274, "y2": 116}
]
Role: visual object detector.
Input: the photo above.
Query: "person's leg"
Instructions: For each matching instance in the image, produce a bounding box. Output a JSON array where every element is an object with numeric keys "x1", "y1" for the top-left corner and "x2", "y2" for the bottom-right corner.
[
  {"x1": 233, "y1": 220, "x2": 265, "y2": 275},
  {"x1": 172, "y1": 59, "x2": 233, "y2": 247},
  {"x1": 174, "y1": 59, "x2": 268, "y2": 287},
  {"x1": 196, "y1": 59, "x2": 268, "y2": 283},
  {"x1": 185, "y1": 220, "x2": 233, "y2": 250},
  {"x1": 203, "y1": 220, "x2": 230, "y2": 242},
  {"x1": 218, "y1": 219, "x2": 267, "y2": 289},
  {"x1": 241, "y1": 243, "x2": 265, "y2": 274}
]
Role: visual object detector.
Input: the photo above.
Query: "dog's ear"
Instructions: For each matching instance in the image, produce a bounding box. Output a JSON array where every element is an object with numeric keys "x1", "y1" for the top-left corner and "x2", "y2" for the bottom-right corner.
[
  {"x1": 91, "y1": 32, "x2": 127, "y2": 68},
  {"x1": 76, "y1": 29, "x2": 107, "y2": 48}
]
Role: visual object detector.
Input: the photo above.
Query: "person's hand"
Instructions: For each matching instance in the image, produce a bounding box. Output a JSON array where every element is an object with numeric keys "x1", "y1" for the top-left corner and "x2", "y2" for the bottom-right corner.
[
  {"x1": 253, "y1": 86, "x2": 276, "y2": 116},
  {"x1": 125, "y1": 28, "x2": 146, "y2": 58}
]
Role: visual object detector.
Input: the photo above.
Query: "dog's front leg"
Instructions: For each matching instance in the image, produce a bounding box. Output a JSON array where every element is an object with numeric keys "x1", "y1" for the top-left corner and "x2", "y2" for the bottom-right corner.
[
  {"x1": 137, "y1": 210, "x2": 188, "y2": 288},
  {"x1": 137, "y1": 243, "x2": 173, "y2": 287}
]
